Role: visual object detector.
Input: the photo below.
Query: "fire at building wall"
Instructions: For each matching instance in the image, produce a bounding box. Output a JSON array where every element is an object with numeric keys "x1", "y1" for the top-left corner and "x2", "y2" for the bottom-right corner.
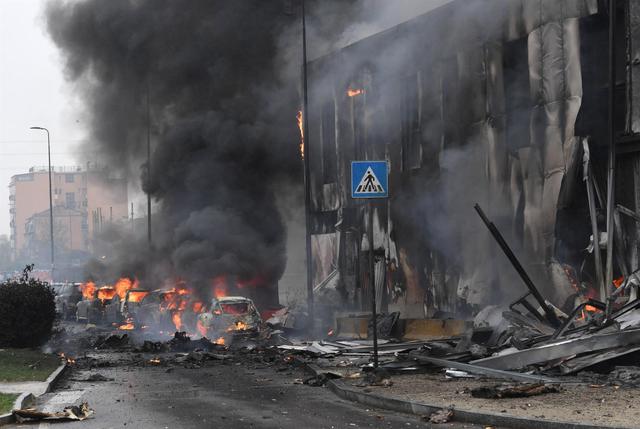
[{"x1": 305, "y1": 0, "x2": 640, "y2": 320}]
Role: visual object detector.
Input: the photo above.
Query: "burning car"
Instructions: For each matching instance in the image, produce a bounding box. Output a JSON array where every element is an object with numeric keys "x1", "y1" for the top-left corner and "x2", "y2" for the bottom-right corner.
[
  {"x1": 125, "y1": 287, "x2": 202, "y2": 332},
  {"x1": 197, "y1": 296, "x2": 261, "y2": 338},
  {"x1": 75, "y1": 285, "x2": 118, "y2": 324},
  {"x1": 54, "y1": 283, "x2": 83, "y2": 320},
  {"x1": 118, "y1": 288, "x2": 150, "y2": 328}
]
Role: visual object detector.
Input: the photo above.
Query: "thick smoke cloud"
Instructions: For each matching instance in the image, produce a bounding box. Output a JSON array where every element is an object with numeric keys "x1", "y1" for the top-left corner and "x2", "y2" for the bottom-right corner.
[
  {"x1": 46, "y1": 0, "x2": 301, "y2": 299},
  {"x1": 45, "y1": 0, "x2": 463, "y2": 305}
]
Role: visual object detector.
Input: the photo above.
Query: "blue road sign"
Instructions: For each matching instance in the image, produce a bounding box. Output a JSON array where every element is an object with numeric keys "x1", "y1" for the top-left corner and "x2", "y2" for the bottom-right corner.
[{"x1": 351, "y1": 161, "x2": 388, "y2": 199}]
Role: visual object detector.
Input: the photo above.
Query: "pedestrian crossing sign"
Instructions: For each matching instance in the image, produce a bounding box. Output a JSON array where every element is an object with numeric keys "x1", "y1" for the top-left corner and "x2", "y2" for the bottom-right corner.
[{"x1": 351, "y1": 161, "x2": 388, "y2": 199}]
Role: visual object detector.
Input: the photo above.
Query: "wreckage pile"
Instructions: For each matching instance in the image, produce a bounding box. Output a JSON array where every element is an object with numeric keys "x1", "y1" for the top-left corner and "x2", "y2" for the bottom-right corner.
[
  {"x1": 46, "y1": 199, "x2": 640, "y2": 398},
  {"x1": 277, "y1": 207, "x2": 640, "y2": 392}
]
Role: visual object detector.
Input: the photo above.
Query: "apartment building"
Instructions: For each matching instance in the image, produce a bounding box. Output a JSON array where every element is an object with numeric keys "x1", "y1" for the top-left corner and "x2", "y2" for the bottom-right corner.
[{"x1": 9, "y1": 164, "x2": 128, "y2": 260}]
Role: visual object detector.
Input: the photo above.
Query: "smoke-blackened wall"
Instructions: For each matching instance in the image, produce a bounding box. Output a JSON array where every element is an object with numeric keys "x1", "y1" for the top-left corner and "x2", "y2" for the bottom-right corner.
[
  {"x1": 305, "y1": 0, "x2": 600, "y2": 317},
  {"x1": 46, "y1": 0, "x2": 302, "y2": 303}
]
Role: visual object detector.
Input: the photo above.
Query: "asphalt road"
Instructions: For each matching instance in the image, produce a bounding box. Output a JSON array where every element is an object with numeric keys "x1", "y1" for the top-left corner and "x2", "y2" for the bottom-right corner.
[{"x1": 9, "y1": 355, "x2": 487, "y2": 429}]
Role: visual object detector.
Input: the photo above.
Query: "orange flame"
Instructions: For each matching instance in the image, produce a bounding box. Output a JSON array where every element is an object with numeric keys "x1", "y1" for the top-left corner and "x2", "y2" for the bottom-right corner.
[
  {"x1": 214, "y1": 337, "x2": 225, "y2": 345},
  {"x1": 613, "y1": 276, "x2": 624, "y2": 289},
  {"x1": 58, "y1": 352, "x2": 76, "y2": 365},
  {"x1": 118, "y1": 323, "x2": 135, "y2": 330},
  {"x1": 212, "y1": 276, "x2": 228, "y2": 299},
  {"x1": 114, "y1": 277, "x2": 138, "y2": 299},
  {"x1": 172, "y1": 313, "x2": 182, "y2": 330},
  {"x1": 296, "y1": 110, "x2": 304, "y2": 159},
  {"x1": 97, "y1": 287, "x2": 116, "y2": 302},
  {"x1": 80, "y1": 281, "x2": 96, "y2": 300},
  {"x1": 193, "y1": 301, "x2": 204, "y2": 313},
  {"x1": 127, "y1": 290, "x2": 149, "y2": 303},
  {"x1": 347, "y1": 88, "x2": 364, "y2": 97},
  {"x1": 227, "y1": 321, "x2": 248, "y2": 332},
  {"x1": 197, "y1": 320, "x2": 207, "y2": 337}
]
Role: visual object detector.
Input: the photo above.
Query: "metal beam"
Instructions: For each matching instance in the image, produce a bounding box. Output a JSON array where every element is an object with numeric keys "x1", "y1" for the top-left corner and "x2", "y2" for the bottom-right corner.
[
  {"x1": 470, "y1": 328, "x2": 640, "y2": 370},
  {"x1": 411, "y1": 355, "x2": 562, "y2": 384},
  {"x1": 605, "y1": 0, "x2": 617, "y2": 306},
  {"x1": 474, "y1": 204, "x2": 560, "y2": 327}
]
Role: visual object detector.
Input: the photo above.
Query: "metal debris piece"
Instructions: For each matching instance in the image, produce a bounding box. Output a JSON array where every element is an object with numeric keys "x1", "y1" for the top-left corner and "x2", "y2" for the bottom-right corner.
[
  {"x1": 411, "y1": 355, "x2": 561, "y2": 383},
  {"x1": 445, "y1": 369, "x2": 475, "y2": 379},
  {"x1": 14, "y1": 402, "x2": 94, "y2": 422},
  {"x1": 474, "y1": 204, "x2": 560, "y2": 327},
  {"x1": 470, "y1": 328, "x2": 640, "y2": 370},
  {"x1": 557, "y1": 346, "x2": 640, "y2": 375},
  {"x1": 471, "y1": 383, "x2": 560, "y2": 399}
]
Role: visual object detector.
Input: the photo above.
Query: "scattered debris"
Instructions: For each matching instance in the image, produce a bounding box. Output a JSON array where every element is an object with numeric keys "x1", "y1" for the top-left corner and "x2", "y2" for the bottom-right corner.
[
  {"x1": 303, "y1": 372, "x2": 342, "y2": 387},
  {"x1": 14, "y1": 402, "x2": 94, "y2": 422},
  {"x1": 356, "y1": 369, "x2": 393, "y2": 387},
  {"x1": 94, "y1": 333, "x2": 130, "y2": 350},
  {"x1": 471, "y1": 383, "x2": 560, "y2": 399},
  {"x1": 424, "y1": 407, "x2": 454, "y2": 424},
  {"x1": 71, "y1": 373, "x2": 113, "y2": 382}
]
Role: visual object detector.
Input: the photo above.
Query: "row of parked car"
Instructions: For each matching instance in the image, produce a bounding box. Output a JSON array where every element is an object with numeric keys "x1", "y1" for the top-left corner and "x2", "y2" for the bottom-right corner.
[{"x1": 51, "y1": 282, "x2": 262, "y2": 336}]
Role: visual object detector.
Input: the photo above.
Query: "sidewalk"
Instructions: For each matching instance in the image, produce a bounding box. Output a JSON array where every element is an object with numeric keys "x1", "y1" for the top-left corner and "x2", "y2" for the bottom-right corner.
[
  {"x1": 304, "y1": 362, "x2": 640, "y2": 429},
  {"x1": 0, "y1": 381, "x2": 49, "y2": 396},
  {"x1": 0, "y1": 364, "x2": 66, "y2": 426}
]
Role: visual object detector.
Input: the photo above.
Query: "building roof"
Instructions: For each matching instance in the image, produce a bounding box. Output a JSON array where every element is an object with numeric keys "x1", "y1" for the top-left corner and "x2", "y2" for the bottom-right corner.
[{"x1": 29, "y1": 206, "x2": 85, "y2": 219}]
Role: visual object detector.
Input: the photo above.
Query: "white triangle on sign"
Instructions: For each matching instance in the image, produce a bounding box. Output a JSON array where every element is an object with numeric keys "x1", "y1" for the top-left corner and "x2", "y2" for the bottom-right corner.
[{"x1": 356, "y1": 167, "x2": 385, "y2": 194}]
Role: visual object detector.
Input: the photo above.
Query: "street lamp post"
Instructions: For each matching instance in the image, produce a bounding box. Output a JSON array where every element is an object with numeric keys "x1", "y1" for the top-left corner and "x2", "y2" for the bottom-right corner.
[{"x1": 29, "y1": 126, "x2": 54, "y2": 281}]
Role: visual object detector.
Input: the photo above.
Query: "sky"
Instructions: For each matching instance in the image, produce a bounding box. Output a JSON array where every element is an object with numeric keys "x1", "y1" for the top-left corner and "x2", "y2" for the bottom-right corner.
[{"x1": 0, "y1": 0, "x2": 87, "y2": 236}]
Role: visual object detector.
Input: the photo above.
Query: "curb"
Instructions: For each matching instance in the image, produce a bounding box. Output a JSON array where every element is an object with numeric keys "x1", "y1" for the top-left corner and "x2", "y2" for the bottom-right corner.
[
  {"x1": 44, "y1": 363, "x2": 68, "y2": 394},
  {"x1": 0, "y1": 363, "x2": 67, "y2": 427},
  {"x1": 0, "y1": 391, "x2": 34, "y2": 427},
  {"x1": 303, "y1": 363, "x2": 635, "y2": 429}
]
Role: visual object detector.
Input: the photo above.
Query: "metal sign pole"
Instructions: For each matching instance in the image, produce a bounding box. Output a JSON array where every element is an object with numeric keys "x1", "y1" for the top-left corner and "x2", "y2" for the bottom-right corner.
[
  {"x1": 351, "y1": 160, "x2": 387, "y2": 369},
  {"x1": 369, "y1": 201, "x2": 379, "y2": 368}
]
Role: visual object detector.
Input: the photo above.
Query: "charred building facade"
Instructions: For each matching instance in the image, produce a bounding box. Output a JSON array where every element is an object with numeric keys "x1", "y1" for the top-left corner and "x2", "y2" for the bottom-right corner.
[{"x1": 306, "y1": 0, "x2": 640, "y2": 319}]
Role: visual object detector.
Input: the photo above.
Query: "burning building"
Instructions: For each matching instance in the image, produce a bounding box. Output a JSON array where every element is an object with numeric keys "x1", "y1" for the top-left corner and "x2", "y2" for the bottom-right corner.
[{"x1": 304, "y1": 0, "x2": 640, "y2": 319}]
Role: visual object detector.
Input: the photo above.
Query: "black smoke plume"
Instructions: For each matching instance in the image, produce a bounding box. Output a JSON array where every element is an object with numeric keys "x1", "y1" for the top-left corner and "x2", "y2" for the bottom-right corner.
[{"x1": 46, "y1": 0, "x2": 302, "y2": 303}]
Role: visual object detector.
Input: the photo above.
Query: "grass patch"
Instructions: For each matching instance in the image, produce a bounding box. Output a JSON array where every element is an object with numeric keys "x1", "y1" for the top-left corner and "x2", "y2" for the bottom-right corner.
[
  {"x1": 0, "y1": 393, "x2": 18, "y2": 414},
  {"x1": 0, "y1": 349, "x2": 61, "y2": 382}
]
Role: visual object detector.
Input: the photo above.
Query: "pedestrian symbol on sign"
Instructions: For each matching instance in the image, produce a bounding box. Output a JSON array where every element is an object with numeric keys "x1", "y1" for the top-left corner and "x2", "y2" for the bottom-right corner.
[
  {"x1": 356, "y1": 167, "x2": 384, "y2": 193},
  {"x1": 351, "y1": 161, "x2": 388, "y2": 199}
]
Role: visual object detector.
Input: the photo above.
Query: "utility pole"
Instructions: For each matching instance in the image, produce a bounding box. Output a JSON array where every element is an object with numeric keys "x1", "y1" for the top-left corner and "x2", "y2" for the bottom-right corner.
[
  {"x1": 30, "y1": 126, "x2": 54, "y2": 281},
  {"x1": 301, "y1": 0, "x2": 315, "y2": 330},
  {"x1": 147, "y1": 84, "x2": 152, "y2": 248},
  {"x1": 605, "y1": 0, "x2": 617, "y2": 305}
]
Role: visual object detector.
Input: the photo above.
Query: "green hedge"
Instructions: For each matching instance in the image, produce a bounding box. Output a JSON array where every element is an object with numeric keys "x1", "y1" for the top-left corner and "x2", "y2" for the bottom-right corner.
[{"x1": 0, "y1": 265, "x2": 56, "y2": 348}]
